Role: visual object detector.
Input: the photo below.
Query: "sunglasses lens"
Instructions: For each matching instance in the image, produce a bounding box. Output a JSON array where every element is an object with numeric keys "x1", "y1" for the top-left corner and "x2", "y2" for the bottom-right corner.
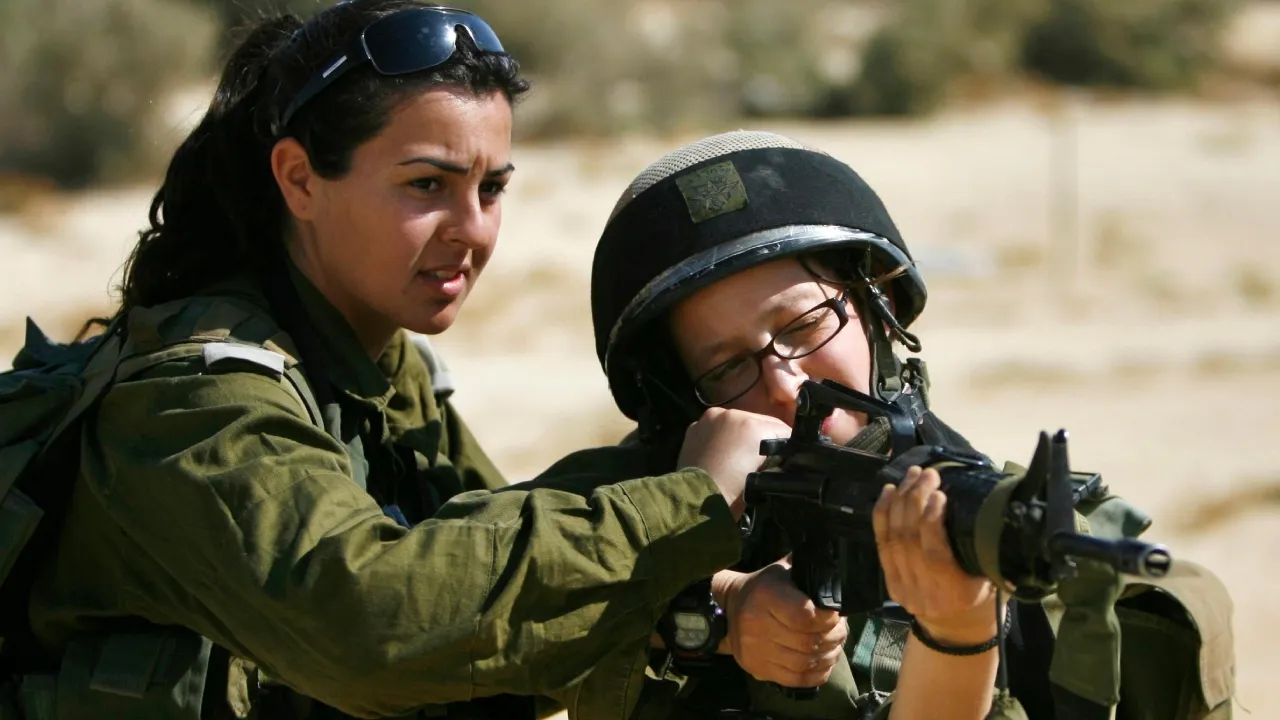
[
  {"x1": 364, "y1": 10, "x2": 455, "y2": 74},
  {"x1": 364, "y1": 9, "x2": 504, "y2": 75},
  {"x1": 455, "y1": 15, "x2": 504, "y2": 53}
]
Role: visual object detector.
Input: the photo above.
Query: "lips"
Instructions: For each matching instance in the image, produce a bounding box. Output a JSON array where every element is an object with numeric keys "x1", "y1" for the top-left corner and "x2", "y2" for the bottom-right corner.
[
  {"x1": 416, "y1": 263, "x2": 471, "y2": 298},
  {"x1": 420, "y1": 263, "x2": 470, "y2": 279},
  {"x1": 423, "y1": 269, "x2": 462, "y2": 282}
]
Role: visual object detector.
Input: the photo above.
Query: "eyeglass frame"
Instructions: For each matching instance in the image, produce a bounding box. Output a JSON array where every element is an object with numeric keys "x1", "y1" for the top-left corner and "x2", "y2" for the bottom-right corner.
[{"x1": 690, "y1": 290, "x2": 854, "y2": 407}]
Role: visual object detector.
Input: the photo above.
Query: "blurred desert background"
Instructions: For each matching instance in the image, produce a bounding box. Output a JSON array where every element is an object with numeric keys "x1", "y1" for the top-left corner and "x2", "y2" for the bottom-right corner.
[{"x1": 3, "y1": 0, "x2": 1279, "y2": 716}]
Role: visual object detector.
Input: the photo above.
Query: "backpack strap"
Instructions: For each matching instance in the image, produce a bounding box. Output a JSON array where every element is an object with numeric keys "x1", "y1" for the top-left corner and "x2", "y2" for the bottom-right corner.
[
  {"x1": 848, "y1": 611, "x2": 909, "y2": 699},
  {"x1": 34, "y1": 317, "x2": 128, "y2": 465}
]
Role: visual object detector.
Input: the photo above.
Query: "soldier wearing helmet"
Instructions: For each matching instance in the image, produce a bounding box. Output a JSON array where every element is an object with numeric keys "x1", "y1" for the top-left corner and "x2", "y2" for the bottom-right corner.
[{"x1": 585, "y1": 131, "x2": 1235, "y2": 719}]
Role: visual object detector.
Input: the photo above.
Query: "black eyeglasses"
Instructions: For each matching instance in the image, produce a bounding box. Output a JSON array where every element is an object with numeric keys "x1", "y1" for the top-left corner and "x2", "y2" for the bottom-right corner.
[
  {"x1": 276, "y1": 7, "x2": 506, "y2": 133},
  {"x1": 692, "y1": 292, "x2": 852, "y2": 407}
]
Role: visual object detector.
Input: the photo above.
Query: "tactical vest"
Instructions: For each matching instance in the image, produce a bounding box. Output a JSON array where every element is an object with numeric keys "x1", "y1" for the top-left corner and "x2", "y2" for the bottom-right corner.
[{"x1": 0, "y1": 291, "x2": 479, "y2": 720}]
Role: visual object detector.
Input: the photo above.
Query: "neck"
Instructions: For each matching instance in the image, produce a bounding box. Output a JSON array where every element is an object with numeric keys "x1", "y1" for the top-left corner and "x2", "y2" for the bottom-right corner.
[{"x1": 286, "y1": 229, "x2": 397, "y2": 360}]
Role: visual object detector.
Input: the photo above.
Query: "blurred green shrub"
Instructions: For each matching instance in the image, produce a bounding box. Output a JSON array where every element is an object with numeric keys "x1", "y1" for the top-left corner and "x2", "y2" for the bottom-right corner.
[
  {"x1": 0, "y1": 0, "x2": 218, "y2": 188},
  {"x1": 826, "y1": 0, "x2": 1240, "y2": 116},
  {"x1": 724, "y1": 0, "x2": 835, "y2": 117},
  {"x1": 826, "y1": 0, "x2": 1049, "y2": 116},
  {"x1": 1022, "y1": 0, "x2": 1241, "y2": 89},
  {"x1": 454, "y1": 0, "x2": 833, "y2": 137}
]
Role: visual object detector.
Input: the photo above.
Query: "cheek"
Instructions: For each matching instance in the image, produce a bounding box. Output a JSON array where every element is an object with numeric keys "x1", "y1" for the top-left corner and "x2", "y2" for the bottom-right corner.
[
  {"x1": 358, "y1": 195, "x2": 438, "y2": 276},
  {"x1": 810, "y1": 332, "x2": 874, "y2": 393}
]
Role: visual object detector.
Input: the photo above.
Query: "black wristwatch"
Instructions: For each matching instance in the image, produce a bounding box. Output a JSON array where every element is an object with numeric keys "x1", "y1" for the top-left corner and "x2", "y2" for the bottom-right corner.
[{"x1": 657, "y1": 578, "x2": 727, "y2": 665}]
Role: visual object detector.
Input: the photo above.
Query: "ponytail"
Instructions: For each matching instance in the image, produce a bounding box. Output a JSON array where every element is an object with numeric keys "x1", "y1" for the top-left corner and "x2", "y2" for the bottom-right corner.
[{"x1": 121, "y1": 16, "x2": 300, "y2": 310}]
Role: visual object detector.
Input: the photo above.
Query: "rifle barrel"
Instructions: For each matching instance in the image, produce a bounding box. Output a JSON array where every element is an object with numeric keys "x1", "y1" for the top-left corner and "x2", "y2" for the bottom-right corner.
[{"x1": 1046, "y1": 533, "x2": 1172, "y2": 578}]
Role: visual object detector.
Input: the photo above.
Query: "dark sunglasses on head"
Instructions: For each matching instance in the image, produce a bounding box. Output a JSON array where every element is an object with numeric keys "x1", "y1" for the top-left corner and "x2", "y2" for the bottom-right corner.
[{"x1": 276, "y1": 6, "x2": 505, "y2": 133}]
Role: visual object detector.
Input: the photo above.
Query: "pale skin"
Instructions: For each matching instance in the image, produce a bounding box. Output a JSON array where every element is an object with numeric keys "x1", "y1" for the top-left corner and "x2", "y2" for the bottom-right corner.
[{"x1": 669, "y1": 259, "x2": 1001, "y2": 719}]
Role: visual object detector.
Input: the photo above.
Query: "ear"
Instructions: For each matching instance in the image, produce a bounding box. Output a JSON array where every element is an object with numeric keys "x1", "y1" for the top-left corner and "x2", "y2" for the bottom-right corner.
[{"x1": 270, "y1": 137, "x2": 320, "y2": 222}]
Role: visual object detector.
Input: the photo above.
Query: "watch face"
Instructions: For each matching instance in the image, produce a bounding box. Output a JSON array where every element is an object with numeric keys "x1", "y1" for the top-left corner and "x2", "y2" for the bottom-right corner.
[{"x1": 672, "y1": 611, "x2": 712, "y2": 650}]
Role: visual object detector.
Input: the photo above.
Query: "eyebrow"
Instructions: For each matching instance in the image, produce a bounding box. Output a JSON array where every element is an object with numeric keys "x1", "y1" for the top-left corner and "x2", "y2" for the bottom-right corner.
[
  {"x1": 693, "y1": 288, "x2": 824, "y2": 368},
  {"x1": 696, "y1": 288, "x2": 814, "y2": 363},
  {"x1": 398, "y1": 156, "x2": 515, "y2": 178}
]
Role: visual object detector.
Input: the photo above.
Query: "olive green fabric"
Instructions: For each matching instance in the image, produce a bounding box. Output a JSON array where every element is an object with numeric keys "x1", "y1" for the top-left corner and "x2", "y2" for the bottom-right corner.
[
  {"x1": 1049, "y1": 557, "x2": 1125, "y2": 707},
  {"x1": 744, "y1": 653, "x2": 860, "y2": 719},
  {"x1": 1111, "y1": 559, "x2": 1236, "y2": 720},
  {"x1": 15, "y1": 630, "x2": 213, "y2": 720},
  {"x1": 24, "y1": 269, "x2": 743, "y2": 720}
]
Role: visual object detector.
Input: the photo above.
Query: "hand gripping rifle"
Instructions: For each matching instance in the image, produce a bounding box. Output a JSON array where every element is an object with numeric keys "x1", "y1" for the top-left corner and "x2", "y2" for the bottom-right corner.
[{"x1": 743, "y1": 379, "x2": 1172, "y2": 700}]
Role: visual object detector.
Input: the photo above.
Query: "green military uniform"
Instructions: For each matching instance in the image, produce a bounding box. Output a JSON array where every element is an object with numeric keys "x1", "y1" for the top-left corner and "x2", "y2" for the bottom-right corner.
[
  {"x1": 584, "y1": 129, "x2": 1236, "y2": 720},
  {"x1": 16, "y1": 264, "x2": 742, "y2": 719}
]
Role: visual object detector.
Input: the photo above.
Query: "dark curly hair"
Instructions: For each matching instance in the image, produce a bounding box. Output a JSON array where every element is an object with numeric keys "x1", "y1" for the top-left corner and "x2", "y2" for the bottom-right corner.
[{"x1": 120, "y1": 0, "x2": 530, "y2": 310}]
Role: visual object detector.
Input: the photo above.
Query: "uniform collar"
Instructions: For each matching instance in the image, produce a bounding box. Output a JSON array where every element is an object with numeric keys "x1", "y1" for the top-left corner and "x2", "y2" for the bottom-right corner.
[{"x1": 286, "y1": 261, "x2": 397, "y2": 404}]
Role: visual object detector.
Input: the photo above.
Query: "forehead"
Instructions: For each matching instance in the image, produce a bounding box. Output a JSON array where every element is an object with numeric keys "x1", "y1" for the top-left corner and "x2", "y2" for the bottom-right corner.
[
  {"x1": 358, "y1": 87, "x2": 513, "y2": 161},
  {"x1": 668, "y1": 258, "x2": 831, "y2": 357},
  {"x1": 676, "y1": 259, "x2": 824, "y2": 317}
]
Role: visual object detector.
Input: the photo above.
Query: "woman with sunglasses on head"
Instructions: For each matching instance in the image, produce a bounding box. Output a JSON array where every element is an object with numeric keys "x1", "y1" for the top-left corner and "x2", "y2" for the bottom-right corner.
[
  {"x1": 578, "y1": 131, "x2": 1234, "y2": 720},
  {"x1": 6, "y1": 3, "x2": 795, "y2": 719}
]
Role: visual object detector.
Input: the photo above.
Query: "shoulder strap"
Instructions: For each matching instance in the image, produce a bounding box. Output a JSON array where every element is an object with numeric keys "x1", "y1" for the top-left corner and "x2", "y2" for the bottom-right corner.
[{"x1": 406, "y1": 332, "x2": 455, "y2": 401}]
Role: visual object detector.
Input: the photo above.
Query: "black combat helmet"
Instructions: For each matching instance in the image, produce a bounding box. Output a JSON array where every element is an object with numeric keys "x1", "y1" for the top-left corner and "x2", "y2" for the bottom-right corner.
[{"x1": 591, "y1": 130, "x2": 928, "y2": 435}]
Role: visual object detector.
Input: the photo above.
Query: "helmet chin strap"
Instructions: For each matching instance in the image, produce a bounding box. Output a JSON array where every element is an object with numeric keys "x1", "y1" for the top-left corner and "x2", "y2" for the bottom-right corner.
[
  {"x1": 635, "y1": 365, "x2": 706, "y2": 443},
  {"x1": 853, "y1": 284, "x2": 932, "y2": 428}
]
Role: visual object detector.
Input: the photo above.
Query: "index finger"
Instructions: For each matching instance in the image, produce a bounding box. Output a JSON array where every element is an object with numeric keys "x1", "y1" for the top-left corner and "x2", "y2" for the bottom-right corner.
[{"x1": 919, "y1": 489, "x2": 960, "y2": 570}]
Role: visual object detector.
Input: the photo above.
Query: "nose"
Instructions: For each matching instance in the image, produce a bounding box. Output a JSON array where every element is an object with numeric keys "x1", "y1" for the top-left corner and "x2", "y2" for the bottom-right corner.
[
  {"x1": 759, "y1": 355, "x2": 809, "y2": 421},
  {"x1": 441, "y1": 187, "x2": 495, "y2": 252}
]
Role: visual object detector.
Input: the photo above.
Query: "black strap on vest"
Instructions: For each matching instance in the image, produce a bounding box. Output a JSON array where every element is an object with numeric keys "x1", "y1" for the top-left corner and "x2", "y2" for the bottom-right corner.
[{"x1": 1007, "y1": 602, "x2": 1057, "y2": 719}]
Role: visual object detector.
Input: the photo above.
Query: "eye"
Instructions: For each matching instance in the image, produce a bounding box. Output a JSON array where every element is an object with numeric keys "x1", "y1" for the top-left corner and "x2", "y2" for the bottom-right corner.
[
  {"x1": 409, "y1": 177, "x2": 442, "y2": 193},
  {"x1": 703, "y1": 356, "x2": 748, "y2": 384},
  {"x1": 480, "y1": 180, "x2": 508, "y2": 199},
  {"x1": 779, "y1": 315, "x2": 821, "y2": 338}
]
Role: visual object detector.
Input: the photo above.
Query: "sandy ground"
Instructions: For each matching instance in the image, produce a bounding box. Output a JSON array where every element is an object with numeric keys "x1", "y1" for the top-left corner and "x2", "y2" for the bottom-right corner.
[{"x1": 3, "y1": 95, "x2": 1279, "y2": 715}]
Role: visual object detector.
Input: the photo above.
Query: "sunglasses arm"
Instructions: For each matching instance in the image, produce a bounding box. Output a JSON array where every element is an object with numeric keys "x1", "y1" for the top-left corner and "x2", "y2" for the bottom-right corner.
[{"x1": 276, "y1": 34, "x2": 372, "y2": 132}]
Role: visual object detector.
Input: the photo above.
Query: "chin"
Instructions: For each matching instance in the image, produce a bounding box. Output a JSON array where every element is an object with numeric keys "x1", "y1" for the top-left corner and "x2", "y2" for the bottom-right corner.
[{"x1": 401, "y1": 303, "x2": 461, "y2": 336}]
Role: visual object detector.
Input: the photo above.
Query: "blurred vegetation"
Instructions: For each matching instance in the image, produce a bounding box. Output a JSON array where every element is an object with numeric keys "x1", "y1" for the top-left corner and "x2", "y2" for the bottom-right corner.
[
  {"x1": 0, "y1": 0, "x2": 1251, "y2": 190},
  {"x1": 827, "y1": 0, "x2": 1051, "y2": 116},
  {"x1": 1022, "y1": 0, "x2": 1242, "y2": 89},
  {"x1": 0, "y1": 0, "x2": 218, "y2": 189}
]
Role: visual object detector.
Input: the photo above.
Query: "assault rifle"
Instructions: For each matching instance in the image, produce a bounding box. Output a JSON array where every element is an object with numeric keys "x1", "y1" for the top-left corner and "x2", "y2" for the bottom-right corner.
[{"x1": 743, "y1": 379, "x2": 1171, "y2": 697}]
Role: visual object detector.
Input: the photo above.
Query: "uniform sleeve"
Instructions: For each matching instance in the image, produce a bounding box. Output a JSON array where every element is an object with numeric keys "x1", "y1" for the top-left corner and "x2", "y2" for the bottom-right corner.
[{"x1": 83, "y1": 363, "x2": 742, "y2": 719}]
